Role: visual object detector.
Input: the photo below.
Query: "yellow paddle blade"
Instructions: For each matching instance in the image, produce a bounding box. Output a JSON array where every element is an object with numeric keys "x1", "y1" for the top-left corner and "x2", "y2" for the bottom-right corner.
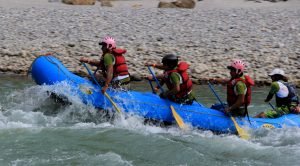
[
  {"x1": 104, "y1": 92, "x2": 122, "y2": 114},
  {"x1": 230, "y1": 117, "x2": 250, "y2": 140},
  {"x1": 170, "y1": 105, "x2": 188, "y2": 130}
]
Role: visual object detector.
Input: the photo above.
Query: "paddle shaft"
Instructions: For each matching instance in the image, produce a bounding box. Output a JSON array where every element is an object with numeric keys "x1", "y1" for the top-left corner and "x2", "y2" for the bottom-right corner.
[
  {"x1": 82, "y1": 63, "x2": 102, "y2": 88},
  {"x1": 269, "y1": 102, "x2": 276, "y2": 110},
  {"x1": 208, "y1": 82, "x2": 226, "y2": 109},
  {"x1": 147, "y1": 66, "x2": 164, "y2": 93},
  {"x1": 148, "y1": 80, "x2": 155, "y2": 93},
  {"x1": 82, "y1": 62, "x2": 121, "y2": 113}
]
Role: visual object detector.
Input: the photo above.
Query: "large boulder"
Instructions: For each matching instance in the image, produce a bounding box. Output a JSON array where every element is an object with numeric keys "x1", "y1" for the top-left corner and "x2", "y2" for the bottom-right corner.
[
  {"x1": 100, "y1": 0, "x2": 113, "y2": 7},
  {"x1": 158, "y1": 0, "x2": 196, "y2": 9},
  {"x1": 158, "y1": 1, "x2": 177, "y2": 8},
  {"x1": 62, "y1": 0, "x2": 96, "y2": 5},
  {"x1": 174, "y1": 0, "x2": 196, "y2": 8},
  {"x1": 246, "y1": 0, "x2": 288, "y2": 2}
]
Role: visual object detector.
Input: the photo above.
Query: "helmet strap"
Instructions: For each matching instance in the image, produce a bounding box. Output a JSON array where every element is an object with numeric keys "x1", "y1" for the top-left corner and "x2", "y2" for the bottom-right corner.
[{"x1": 236, "y1": 69, "x2": 243, "y2": 75}]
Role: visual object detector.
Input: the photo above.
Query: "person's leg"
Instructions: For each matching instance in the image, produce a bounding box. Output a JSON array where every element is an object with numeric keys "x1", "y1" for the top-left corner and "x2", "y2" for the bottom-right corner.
[
  {"x1": 112, "y1": 77, "x2": 131, "y2": 91},
  {"x1": 290, "y1": 104, "x2": 300, "y2": 114},
  {"x1": 93, "y1": 72, "x2": 105, "y2": 86},
  {"x1": 254, "y1": 112, "x2": 266, "y2": 118},
  {"x1": 259, "y1": 109, "x2": 280, "y2": 118}
]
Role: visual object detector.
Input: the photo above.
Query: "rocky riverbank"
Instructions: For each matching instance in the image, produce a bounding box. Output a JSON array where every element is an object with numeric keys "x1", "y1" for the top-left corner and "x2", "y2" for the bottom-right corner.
[{"x1": 0, "y1": 0, "x2": 300, "y2": 86}]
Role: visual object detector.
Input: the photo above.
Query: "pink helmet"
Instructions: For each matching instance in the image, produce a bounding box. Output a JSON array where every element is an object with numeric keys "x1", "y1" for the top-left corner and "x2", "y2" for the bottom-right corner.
[
  {"x1": 227, "y1": 59, "x2": 246, "y2": 73},
  {"x1": 99, "y1": 36, "x2": 116, "y2": 50}
]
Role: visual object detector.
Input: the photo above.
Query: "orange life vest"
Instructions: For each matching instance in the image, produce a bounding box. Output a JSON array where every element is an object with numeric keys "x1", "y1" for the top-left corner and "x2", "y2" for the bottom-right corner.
[
  {"x1": 100, "y1": 48, "x2": 129, "y2": 78},
  {"x1": 227, "y1": 75, "x2": 254, "y2": 107},
  {"x1": 164, "y1": 62, "x2": 193, "y2": 98},
  {"x1": 112, "y1": 48, "x2": 129, "y2": 77}
]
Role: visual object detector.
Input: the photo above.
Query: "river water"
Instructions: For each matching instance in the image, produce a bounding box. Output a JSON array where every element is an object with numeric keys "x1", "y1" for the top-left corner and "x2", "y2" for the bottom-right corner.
[{"x1": 0, "y1": 75, "x2": 299, "y2": 166}]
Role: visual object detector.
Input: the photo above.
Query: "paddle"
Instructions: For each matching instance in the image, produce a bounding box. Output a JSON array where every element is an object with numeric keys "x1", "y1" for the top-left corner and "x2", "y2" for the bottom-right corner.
[
  {"x1": 269, "y1": 102, "x2": 276, "y2": 111},
  {"x1": 82, "y1": 63, "x2": 122, "y2": 114},
  {"x1": 208, "y1": 82, "x2": 250, "y2": 140},
  {"x1": 147, "y1": 66, "x2": 188, "y2": 129},
  {"x1": 147, "y1": 79, "x2": 155, "y2": 94},
  {"x1": 147, "y1": 66, "x2": 164, "y2": 92}
]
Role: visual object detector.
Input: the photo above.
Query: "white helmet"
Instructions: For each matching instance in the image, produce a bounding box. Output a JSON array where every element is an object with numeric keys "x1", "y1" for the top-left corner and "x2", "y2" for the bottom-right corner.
[{"x1": 268, "y1": 68, "x2": 285, "y2": 76}]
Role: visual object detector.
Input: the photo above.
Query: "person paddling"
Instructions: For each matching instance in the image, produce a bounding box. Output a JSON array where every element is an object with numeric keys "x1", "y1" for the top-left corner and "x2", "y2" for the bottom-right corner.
[
  {"x1": 255, "y1": 68, "x2": 300, "y2": 118},
  {"x1": 210, "y1": 59, "x2": 255, "y2": 117},
  {"x1": 145, "y1": 54, "x2": 195, "y2": 105},
  {"x1": 80, "y1": 36, "x2": 130, "y2": 94}
]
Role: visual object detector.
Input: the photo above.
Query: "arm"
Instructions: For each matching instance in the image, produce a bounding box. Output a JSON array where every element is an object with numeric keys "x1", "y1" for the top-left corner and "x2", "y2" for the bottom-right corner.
[
  {"x1": 228, "y1": 94, "x2": 245, "y2": 111},
  {"x1": 210, "y1": 78, "x2": 229, "y2": 85},
  {"x1": 264, "y1": 93, "x2": 274, "y2": 102},
  {"x1": 101, "y1": 64, "x2": 113, "y2": 94},
  {"x1": 80, "y1": 57, "x2": 100, "y2": 66},
  {"x1": 153, "y1": 79, "x2": 165, "y2": 93},
  {"x1": 160, "y1": 72, "x2": 180, "y2": 98},
  {"x1": 145, "y1": 74, "x2": 164, "y2": 81},
  {"x1": 152, "y1": 74, "x2": 164, "y2": 80},
  {"x1": 153, "y1": 64, "x2": 167, "y2": 70},
  {"x1": 145, "y1": 63, "x2": 168, "y2": 70},
  {"x1": 101, "y1": 53, "x2": 114, "y2": 94},
  {"x1": 88, "y1": 59, "x2": 101, "y2": 66},
  {"x1": 264, "y1": 82, "x2": 279, "y2": 102},
  {"x1": 163, "y1": 83, "x2": 180, "y2": 97}
]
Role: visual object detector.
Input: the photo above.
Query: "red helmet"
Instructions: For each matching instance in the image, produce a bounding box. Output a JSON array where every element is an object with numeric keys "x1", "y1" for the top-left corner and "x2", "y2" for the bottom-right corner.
[
  {"x1": 99, "y1": 36, "x2": 116, "y2": 51},
  {"x1": 227, "y1": 59, "x2": 245, "y2": 74}
]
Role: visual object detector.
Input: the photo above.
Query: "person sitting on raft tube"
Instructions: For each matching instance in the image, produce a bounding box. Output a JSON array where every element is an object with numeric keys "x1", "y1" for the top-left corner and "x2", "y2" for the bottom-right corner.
[
  {"x1": 80, "y1": 36, "x2": 130, "y2": 94},
  {"x1": 255, "y1": 68, "x2": 300, "y2": 118},
  {"x1": 210, "y1": 59, "x2": 255, "y2": 117},
  {"x1": 145, "y1": 54, "x2": 195, "y2": 105}
]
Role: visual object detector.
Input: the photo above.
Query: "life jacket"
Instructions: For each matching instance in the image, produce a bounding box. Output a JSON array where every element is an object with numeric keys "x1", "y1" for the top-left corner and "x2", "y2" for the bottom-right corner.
[
  {"x1": 164, "y1": 62, "x2": 193, "y2": 98},
  {"x1": 227, "y1": 75, "x2": 255, "y2": 107},
  {"x1": 100, "y1": 48, "x2": 129, "y2": 78},
  {"x1": 275, "y1": 81, "x2": 299, "y2": 107}
]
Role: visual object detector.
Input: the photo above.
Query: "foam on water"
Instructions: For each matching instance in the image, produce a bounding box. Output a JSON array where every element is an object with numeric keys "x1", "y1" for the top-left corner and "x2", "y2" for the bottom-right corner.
[
  {"x1": 253, "y1": 127, "x2": 300, "y2": 146},
  {"x1": 93, "y1": 152, "x2": 133, "y2": 166},
  {"x1": 9, "y1": 151, "x2": 133, "y2": 166},
  {"x1": 0, "y1": 109, "x2": 54, "y2": 128},
  {"x1": 0, "y1": 83, "x2": 107, "y2": 128}
]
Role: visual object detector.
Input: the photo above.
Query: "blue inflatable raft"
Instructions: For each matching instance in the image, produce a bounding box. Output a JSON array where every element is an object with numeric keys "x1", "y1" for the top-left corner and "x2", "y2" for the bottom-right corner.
[{"x1": 30, "y1": 55, "x2": 300, "y2": 134}]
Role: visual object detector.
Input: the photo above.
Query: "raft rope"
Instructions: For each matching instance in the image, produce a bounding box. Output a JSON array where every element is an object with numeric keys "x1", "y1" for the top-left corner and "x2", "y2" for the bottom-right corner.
[{"x1": 44, "y1": 55, "x2": 77, "y2": 84}]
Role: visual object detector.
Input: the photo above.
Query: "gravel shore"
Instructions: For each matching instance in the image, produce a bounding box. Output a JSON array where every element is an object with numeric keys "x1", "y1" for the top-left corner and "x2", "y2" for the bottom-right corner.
[{"x1": 0, "y1": 0, "x2": 300, "y2": 86}]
